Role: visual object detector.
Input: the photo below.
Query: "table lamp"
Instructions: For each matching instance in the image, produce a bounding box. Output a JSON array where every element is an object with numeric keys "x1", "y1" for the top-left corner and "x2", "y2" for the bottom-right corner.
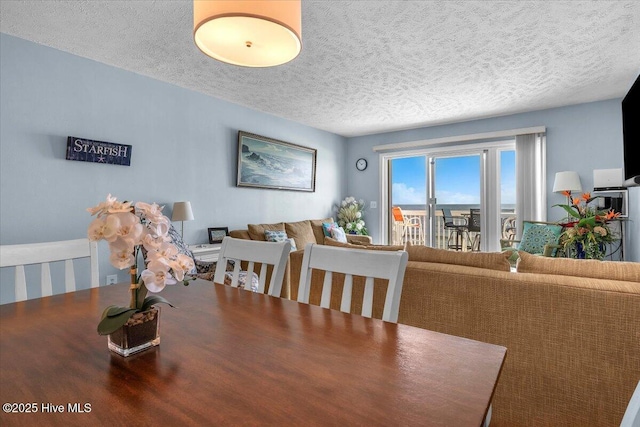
[
  {"x1": 172, "y1": 201, "x2": 194, "y2": 238},
  {"x1": 553, "y1": 171, "x2": 582, "y2": 222},
  {"x1": 553, "y1": 171, "x2": 583, "y2": 204}
]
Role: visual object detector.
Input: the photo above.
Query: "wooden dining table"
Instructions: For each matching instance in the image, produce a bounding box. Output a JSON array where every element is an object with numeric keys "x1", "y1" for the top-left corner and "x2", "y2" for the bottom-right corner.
[{"x1": 0, "y1": 280, "x2": 506, "y2": 426}]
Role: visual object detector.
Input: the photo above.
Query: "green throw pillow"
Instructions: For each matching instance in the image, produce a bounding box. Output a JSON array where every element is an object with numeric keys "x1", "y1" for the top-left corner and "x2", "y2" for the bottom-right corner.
[{"x1": 518, "y1": 222, "x2": 563, "y2": 255}]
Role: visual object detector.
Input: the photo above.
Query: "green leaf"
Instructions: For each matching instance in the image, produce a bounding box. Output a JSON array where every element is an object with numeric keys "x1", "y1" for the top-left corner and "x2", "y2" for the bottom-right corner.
[
  {"x1": 552, "y1": 204, "x2": 580, "y2": 219},
  {"x1": 578, "y1": 217, "x2": 597, "y2": 228},
  {"x1": 135, "y1": 282, "x2": 148, "y2": 309},
  {"x1": 97, "y1": 309, "x2": 139, "y2": 335},
  {"x1": 104, "y1": 306, "x2": 138, "y2": 318},
  {"x1": 140, "y1": 295, "x2": 175, "y2": 312}
]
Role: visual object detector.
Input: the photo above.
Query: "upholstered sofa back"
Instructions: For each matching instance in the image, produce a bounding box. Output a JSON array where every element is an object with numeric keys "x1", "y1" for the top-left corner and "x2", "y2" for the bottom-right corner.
[
  {"x1": 289, "y1": 245, "x2": 640, "y2": 427},
  {"x1": 228, "y1": 218, "x2": 373, "y2": 298}
]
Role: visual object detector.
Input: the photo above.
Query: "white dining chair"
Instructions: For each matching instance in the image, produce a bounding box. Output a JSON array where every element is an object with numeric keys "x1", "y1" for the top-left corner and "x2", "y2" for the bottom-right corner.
[
  {"x1": 0, "y1": 238, "x2": 99, "y2": 302},
  {"x1": 621, "y1": 379, "x2": 640, "y2": 427},
  {"x1": 297, "y1": 243, "x2": 409, "y2": 323},
  {"x1": 213, "y1": 236, "x2": 291, "y2": 297}
]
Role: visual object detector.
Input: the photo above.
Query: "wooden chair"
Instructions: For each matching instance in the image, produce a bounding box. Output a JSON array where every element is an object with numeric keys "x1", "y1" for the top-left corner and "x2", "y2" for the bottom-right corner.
[
  {"x1": 297, "y1": 243, "x2": 409, "y2": 323},
  {"x1": 213, "y1": 236, "x2": 291, "y2": 297},
  {"x1": 621, "y1": 379, "x2": 640, "y2": 427},
  {"x1": 0, "y1": 238, "x2": 99, "y2": 302}
]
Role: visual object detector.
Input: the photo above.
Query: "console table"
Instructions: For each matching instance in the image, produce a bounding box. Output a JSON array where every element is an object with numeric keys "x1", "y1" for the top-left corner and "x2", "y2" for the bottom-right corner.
[{"x1": 188, "y1": 243, "x2": 221, "y2": 262}]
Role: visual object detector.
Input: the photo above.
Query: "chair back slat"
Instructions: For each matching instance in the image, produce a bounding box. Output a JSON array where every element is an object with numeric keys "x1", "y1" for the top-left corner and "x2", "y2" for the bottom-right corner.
[
  {"x1": 1, "y1": 238, "x2": 99, "y2": 302},
  {"x1": 213, "y1": 237, "x2": 290, "y2": 297},
  {"x1": 41, "y1": 262, "x2": 53, "y2": 297},
  {"x1": 298, "y1": 244, "x2": 408, "y2": 323},
  {"x1": 320, "y1": 271, "x2": 333, "y2": 308},
  {"x1": 621, "y1": 379, "x2": 640, "y2": 427},
  {"x1": 64, "y1": 259, "x2": 76, "y2": 294},
  {"x1": 362, "y1": 276, "x2": 375, "y2": 318},
  {"x1": 339, "y1": 274, "x2": 353, "y2": 314},
  {"x1": 14, "y1": 266, "x2": 27, "y2": 302}
]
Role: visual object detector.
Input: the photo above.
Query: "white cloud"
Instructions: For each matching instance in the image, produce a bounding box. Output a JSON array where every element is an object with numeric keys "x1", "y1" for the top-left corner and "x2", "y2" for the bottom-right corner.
[
  {"x1": 436, "y1": 190, "x2": 479, "y2": 205},
  {"x1": 392, "y1": 183, "x2": 426, "y2": 204}
]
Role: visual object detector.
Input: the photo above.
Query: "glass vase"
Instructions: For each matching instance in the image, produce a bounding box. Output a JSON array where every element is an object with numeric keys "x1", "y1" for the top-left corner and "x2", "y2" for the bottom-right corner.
[
  {"x1": 108, "y1": 306, "x2": 160, "y2": 357},
  {"x1": 573, "y1": 242, "x2": 606, "y2": 260}
]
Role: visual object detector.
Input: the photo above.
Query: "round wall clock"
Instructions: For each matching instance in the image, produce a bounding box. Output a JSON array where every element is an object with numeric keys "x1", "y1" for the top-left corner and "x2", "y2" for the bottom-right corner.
[{"x1": 356, "y1": 158, "x2": 368, "y2": 171}]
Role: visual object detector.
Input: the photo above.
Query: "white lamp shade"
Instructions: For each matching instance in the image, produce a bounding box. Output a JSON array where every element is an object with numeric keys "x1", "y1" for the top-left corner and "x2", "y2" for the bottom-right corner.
[
  {"x1": 193, "y1": 0, "x2": 302, "y2": 67},
  {"x1": 172, "y1": 201, "x2": 194, "y2": 222},
  {"x1": 552, "y1": 171, "x2": 583, "y2": 193}
]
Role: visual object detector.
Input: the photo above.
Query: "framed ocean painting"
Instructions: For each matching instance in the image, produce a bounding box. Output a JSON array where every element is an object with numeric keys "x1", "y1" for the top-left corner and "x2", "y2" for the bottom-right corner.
[{"x1": 236, "y1": 131, "x2": 317, "y2": 192}]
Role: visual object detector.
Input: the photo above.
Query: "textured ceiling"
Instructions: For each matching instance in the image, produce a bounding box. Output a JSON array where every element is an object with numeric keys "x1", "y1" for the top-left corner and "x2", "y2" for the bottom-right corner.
[{"x1": 1, "y1": 0, "x2": 639, "y2": 137}]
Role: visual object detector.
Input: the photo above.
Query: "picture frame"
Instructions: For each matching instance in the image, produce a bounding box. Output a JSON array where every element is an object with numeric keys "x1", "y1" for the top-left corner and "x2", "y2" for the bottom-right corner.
[
  {"x1": 208, "y1": 227, "x2": 229, "y2": 244},
  {"x1": 237, "y1": 131, "x2": 317, "y2": 192}
]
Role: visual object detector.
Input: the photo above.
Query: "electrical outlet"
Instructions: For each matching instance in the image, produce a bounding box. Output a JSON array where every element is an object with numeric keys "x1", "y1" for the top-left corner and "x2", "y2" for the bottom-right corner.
[
  {"x1": 106, "y1": 275, "x2": 118, "y2": 285},
  {"x1": 370, "y1": 201, "x2": 377, "y2": 209}
]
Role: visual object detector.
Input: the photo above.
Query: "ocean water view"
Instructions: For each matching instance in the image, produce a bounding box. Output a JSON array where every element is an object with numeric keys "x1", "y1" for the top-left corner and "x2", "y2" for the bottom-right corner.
[{"x1": 396, "y1": 204, "x2": 516, "y2": 212}]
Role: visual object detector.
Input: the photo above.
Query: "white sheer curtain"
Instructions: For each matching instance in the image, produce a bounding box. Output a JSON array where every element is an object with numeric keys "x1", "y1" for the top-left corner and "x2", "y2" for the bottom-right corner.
[{"x1": 515, "y1": 133, "x2": 546, "y2": 238}]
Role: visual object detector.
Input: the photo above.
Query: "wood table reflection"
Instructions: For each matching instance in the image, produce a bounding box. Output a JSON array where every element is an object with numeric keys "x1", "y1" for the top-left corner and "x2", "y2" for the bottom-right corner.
[{"x1": 0, "y1": 280, "x2": 506, "y2": 426}]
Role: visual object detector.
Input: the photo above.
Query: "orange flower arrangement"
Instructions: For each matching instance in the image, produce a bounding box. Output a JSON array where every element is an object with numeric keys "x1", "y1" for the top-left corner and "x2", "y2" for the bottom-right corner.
[{"x1": 554, "y1": 191, "x2": 620, "y2": 259}]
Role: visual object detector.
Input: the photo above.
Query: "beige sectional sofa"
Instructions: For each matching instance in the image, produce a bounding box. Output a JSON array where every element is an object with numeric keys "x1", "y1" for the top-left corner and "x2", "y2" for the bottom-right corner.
[
  {"x1": 228, "y1": 218, "x2": 372, "y2": 298},
  {"x1": 287, "y1": 240, "x2": 640, "y2": 427}
]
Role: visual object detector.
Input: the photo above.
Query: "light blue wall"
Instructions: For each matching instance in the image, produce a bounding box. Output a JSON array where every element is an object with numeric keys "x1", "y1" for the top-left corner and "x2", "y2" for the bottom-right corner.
[
  {"x1": 345, "y1": 99, "x2": 639, "y2": 262},
  {"x1": 0, "y1": 34, "x2": 347, "y2": 303},
  {"x1": 2, "y1": 34, "x2": 637, "y2": 304}
]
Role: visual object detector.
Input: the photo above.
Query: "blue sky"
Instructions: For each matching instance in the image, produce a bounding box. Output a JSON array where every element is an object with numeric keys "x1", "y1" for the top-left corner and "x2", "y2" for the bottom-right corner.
[{"x1": 392, "y1": 151, "x2": 516, "y2": 205}]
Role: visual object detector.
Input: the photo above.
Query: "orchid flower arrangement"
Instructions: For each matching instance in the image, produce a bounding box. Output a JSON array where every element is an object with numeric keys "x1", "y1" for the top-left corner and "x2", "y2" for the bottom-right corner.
[
  {"x1": 335, "y1": 196, "x2": 368, "y2": 235},
  {"x1": 87, "y1": 194, "x2": 194, "y2": 335},
  {"x1": 554, "y1": 191, "x2": 620, "y2": 259}
]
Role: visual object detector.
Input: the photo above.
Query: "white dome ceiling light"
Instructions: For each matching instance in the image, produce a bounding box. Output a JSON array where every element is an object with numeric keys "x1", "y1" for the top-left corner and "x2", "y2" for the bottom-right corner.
[{"x1": 193, "y1": 0, "x2": 302, "y2": 68}]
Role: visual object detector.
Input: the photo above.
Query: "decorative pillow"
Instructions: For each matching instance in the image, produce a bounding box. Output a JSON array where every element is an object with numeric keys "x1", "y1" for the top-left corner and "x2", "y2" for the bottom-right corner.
[
  {"x1": 310, "y1": 218, "x2": 334, "y2": 244},
  {"x1": 247, "y1": 222, "x2": 285, "y2": 241},
  {"x1": 330, "y1": 226, "x2": 348, "y2": 243},
  {"x1": 151, "y1": 224, "x2": 197, "y2": 274},
  {"x1": 322, "y1": 222, "x2": 337, "y2": 237},
  {"x1": 517, "y1": 251, "x2": 640, "y2": 281},
  {"x1": 284, "y1": 220, "x2": 317, "y2": 250},
  {"x1": 405, "y1": 242, "x2": 511, "y2": 272},
  {"x1": 518, "y1": 222, "x2": 563, "y2": 255},
  {"x1": 264, "y1": 229, "x2": 288, "y2": 241},
  {"x1": 264, "y1": 230, "x2": 297, "y2": 252}
]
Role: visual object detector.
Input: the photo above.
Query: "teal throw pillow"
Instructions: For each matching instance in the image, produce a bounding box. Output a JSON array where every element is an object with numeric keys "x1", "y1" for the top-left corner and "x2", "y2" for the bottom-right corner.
[
  {"x1": 518, "y1": 222, "x2": 563, "y2": 255},
  {"x1": 322, "y1": 222, "x2": 337, "y2": 237}
]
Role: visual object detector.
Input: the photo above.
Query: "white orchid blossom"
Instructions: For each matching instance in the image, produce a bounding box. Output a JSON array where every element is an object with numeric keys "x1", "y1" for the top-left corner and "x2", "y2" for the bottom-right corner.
[
  {"x1": 108, "y1": 239, "x2": 137, "y2": 270},
  {"x1": 87, "y1": 194, "x2": 193, "y2": 289},
  {"x1": 141, "y1": 259, "x2": 177, "y2": 293}
]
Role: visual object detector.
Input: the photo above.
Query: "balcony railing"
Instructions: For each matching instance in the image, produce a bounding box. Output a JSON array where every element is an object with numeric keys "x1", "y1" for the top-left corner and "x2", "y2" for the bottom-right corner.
[{"x1": 391, "y1": 209, "x2": 516, "y2": 251}]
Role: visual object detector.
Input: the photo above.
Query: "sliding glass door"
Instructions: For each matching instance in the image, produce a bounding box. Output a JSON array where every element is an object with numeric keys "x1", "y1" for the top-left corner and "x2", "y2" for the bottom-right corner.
[
  {"x1": 430, "y1": 153, "x2": 481, "y2": 250},
  {"x1": 386, "y1": 141, "x2": 515, "y2": 252}
]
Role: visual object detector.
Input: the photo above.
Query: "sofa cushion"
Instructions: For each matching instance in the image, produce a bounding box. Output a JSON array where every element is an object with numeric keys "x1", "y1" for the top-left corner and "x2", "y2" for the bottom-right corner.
[
  {"x1": 247, "y1": 222, "x2": 285, "y2": 241},
  {"x1": 285, "y1": 220, "x2": 317, "y2": 250},
  {"x1": 229, "y1": 229, "x2": 251, "y2": 240},
  {"x1": 517, "y1": 251, "x2": 640, "y2": 282},
  {"x1": 405, "y1": 243, "x2": 511, "y2": 272},
  {"x1": 310, "y1": 217, "x2": 334, "y2": 244},
  {"x1": 325, "y1": 237, "x2": 405, "y2": 252}
]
